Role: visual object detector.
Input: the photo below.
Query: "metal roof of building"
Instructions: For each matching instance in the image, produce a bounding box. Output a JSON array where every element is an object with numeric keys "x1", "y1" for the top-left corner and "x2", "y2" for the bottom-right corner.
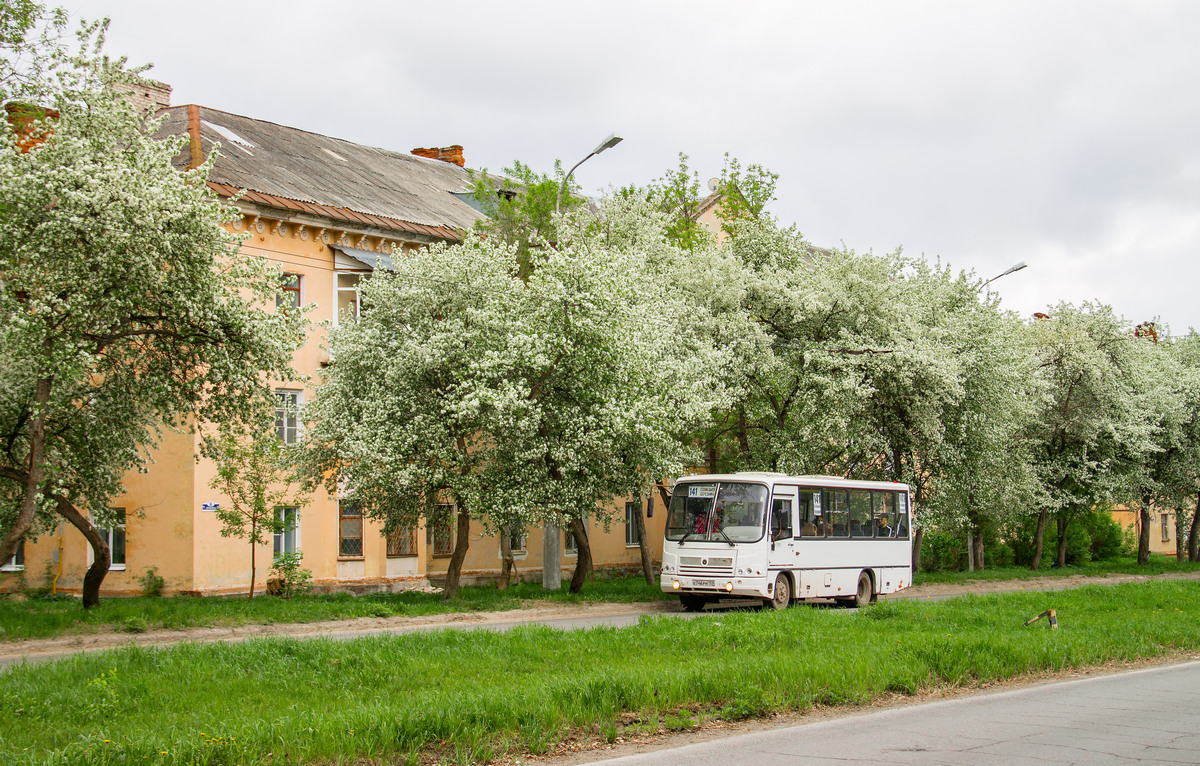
[{"x1": 157, "y1": 106, "x2": 484, "y2": 241}]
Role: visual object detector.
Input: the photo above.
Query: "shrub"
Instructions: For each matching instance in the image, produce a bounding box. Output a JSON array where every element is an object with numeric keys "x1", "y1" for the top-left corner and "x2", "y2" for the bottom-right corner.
[
  {"x1": 268, "y1": 552, "x2": 313, "y2": 599},
  {"x1": 920, "y1": 531, "x2": 966, "y2": 572},
  {"x1": 1081, "y1": 511, "x2": 1124, "y2": 561},
  {"x1": 138, "y1": 567, "x2": 165, "y2": 598}
]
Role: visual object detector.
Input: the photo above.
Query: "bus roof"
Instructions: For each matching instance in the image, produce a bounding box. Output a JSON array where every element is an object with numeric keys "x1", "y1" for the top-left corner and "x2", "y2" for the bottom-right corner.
[{"x1": 674, "y1": 472, "x2": 911, "y2": 492}]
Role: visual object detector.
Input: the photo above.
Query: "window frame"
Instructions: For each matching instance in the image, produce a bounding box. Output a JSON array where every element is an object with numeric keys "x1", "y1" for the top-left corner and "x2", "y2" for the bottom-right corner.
[
  {"x1": 97, "y1": 508, "x2": 126, "y2": 571},
  {"x1": 334, "y1": 270, "x2": 369, "y2": 325},
  {"x1": 508, "y1": 523, "x2": 527, "y2": 555},
  {"x1": 277, "y1": 272, "x2": 302, "y2": 313},
  {"x1": 427, "y1": 504, "x2": 455, "y2": 558},
  {"x1": 275, "y1": 389, "x2": 302, "y2": 445},
  {"x1": 625, "y1": 501, "x2": 641, "y2": 547},
  {"x1": 387, "y1": 524, "x2": 418, "y2": 557},
  {"x1": 274, "y1": 506, "x2": 300, "y2": 557},
  {"x1": 1162, "y1": 512, "x2": 1171, "y2": 543},
  {"x1": 338, "y1": 501, "x2": 364, "y2": 559},
  {"x1": 1, "y1": 539, "x2": 24, "y2": 572}
]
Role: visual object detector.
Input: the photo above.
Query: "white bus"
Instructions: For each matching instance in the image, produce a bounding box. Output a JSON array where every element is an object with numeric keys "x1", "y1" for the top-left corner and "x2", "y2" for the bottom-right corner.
[{"x1": 660, "y1": 472, "x2": 913, "y2": 610}]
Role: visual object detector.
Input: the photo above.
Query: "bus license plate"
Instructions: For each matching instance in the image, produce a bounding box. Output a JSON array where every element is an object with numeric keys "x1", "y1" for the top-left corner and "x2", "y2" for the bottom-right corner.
[{"x1": 691, "y1": 579, "x2": 716, "y2": 587}]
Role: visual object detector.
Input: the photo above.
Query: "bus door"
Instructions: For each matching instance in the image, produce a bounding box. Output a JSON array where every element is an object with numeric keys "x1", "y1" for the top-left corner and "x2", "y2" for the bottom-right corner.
[{"x1": 769, "y1": 485, "x2": 797, "y2": 574}]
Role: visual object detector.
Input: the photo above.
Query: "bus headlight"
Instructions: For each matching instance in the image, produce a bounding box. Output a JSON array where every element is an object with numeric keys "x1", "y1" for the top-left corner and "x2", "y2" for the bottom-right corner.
[
  {"x1": 725, "y1": 582, "x2": 734, "y2": 592},
  {"x1": 672, "y1": 580, "x2": 681, "y2": 590}
]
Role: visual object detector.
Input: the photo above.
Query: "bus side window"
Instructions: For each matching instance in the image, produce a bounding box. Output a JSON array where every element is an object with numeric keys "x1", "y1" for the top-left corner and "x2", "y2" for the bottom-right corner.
[
  {"x1": 849, "y1": 489, "x2": 872, "y2": 537},
  {"x1": 876, "y1": 492, "x2": 896, "y2": 537},
  {"x1": 825, "y1": 490, "x2": 849, "y2": 537},
  {"x1": 896, "y1": 493, "x2": 910, "y2": 538},
  {"x1": 798, "y1": 491, "x2": 819, "y2": 537}
]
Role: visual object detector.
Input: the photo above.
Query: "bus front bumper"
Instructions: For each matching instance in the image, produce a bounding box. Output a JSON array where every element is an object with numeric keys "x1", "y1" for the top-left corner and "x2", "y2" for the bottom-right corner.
[{"x1": 661, "y1": 573, "x2": 770, "y2": 600}]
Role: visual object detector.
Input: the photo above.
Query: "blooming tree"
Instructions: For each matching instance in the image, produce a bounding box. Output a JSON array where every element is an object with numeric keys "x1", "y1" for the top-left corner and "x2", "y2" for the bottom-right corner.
[
  {"x1": 1025, "y1": 303, "x2": 1159, "y2": 569},
  {"x1": 301, "y1": 195, "x2": 730, "y2": 597},
  {"x1": 0, "y1": 22, "x2": 303, "y2": 605}
]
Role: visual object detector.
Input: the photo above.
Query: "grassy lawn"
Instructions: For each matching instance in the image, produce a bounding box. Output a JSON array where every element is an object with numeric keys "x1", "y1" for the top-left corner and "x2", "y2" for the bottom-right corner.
[
  {"x1": 0, "y1": 574, "x2": 674, "y2": 643},
  {"x1": 914, "y1": 555, "x2": 1200, "y2": 585},
  {"x1": 2, "y1": 580, "x2": 1198, "y2": 765}
]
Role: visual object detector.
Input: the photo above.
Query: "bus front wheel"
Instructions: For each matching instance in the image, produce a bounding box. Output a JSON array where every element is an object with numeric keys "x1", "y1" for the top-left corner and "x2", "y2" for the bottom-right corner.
[
  {"x1": 680, "y1": 594, "x2": 707, "y2": 612},
  {"x1": 765, "y1": 573, "x2": 790, "y2": 611}
]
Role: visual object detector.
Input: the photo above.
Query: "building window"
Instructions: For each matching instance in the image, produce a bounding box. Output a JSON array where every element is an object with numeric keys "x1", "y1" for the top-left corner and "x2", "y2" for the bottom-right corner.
[
  {"x1": 508, "y1": 523, "x2": 526, "y2": 554},
  {"x1": 1, "y1": 540, "x2": 24, "y2": 572},
  {"x1": 427, "y1": 504, "x2": 455, "y2": 557},
  {"x1": 276, "y1": 390, "x2": 301, "y2": 444},
  {"x1": 564, "y1": 518, "x2": 586, "y2": 556},
  {"x1": 99, "y1": 508, "x2": 126, "y2": 570},
  {"x1": 387, "y1": 525, "x2": 417, "y2": 557},
  {"x1": 274, "y1": 506, "x2": 299, "y2": 557},
  {"x1": 625, "y1": 501, "x2": 641, "y2": 547},
  {"x1": 277, "y1": 273, "x2": 301, "y2": 313},
  {"x1": 339, "y1": 501, "x2": 363, "y2": 557},
  {"x1": 1162, "y1": 512, "x2": 1171, "y2": 543},
  {"x1": 336, "y1": 272, "x2": 367, "y2": 323}
]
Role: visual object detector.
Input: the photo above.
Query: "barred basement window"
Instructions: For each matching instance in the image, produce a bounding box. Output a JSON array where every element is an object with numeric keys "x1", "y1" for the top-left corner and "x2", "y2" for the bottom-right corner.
[
  {"x1": 427, "y1": 504, "x2": 455, "y2": 557},
  {"x1": 339, "y1": 501, "x2": 363, "y2": 557},
  {"x1": 387, "y1": 525, "x2": 417, "y2": 557},
  {"x1": 508, "y1": 523, "x2": 526, "y2": 554}
]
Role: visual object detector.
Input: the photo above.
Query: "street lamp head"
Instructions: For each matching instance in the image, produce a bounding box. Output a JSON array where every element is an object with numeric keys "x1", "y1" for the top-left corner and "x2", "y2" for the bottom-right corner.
[
  {"x1": 592, "y1": 133, "x2": 623, "y2": 155},
  {"x1": 1001, "y1": 261, "x2": 1027, "y2": 277}
]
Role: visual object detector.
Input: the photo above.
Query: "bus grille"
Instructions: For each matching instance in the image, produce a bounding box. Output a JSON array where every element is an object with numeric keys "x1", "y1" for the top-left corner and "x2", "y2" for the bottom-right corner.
[{"x1": 678, "y1": 556, "x2": 733, "y2": 576}]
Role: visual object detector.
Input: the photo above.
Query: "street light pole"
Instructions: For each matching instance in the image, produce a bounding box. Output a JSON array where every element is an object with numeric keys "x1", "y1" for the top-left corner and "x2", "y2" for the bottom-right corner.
[
  {"x1": 544, "y1": 133, "x2": 621, "y2": 591},
  {"x1": 554, "y1": 132, "x2": 623, "y2": 219},
  {"x1": 979, "y1": 261, "x2": 1027, "y2": 300}
]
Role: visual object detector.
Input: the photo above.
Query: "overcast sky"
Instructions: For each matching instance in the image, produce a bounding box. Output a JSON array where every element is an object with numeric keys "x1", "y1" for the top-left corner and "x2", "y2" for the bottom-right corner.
[{"x1": 67, "y1": 1, "x2": 1200, "y2": 332}]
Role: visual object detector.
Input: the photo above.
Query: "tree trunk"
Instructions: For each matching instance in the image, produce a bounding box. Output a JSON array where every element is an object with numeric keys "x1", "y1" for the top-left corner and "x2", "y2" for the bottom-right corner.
[
  {"x1": 1176, "y1": 508, "x2": 1187, "y2": 562},
  {"x1": 966, "y1": 529, "x2": 976, "y2": 571},
  {"x1": 0, "y1": 377, "x2": 52, "y2": 563},
  {"x1": 972, "y1": 529, "x2": 985, "y2": 571},
  {"x1": 912, "y1": 526, "x2": 924, "y2": 574},
  {"x1": 568, "y1": 516, "x2": 592, "y2": 594},
  {"x1": 633, "y1": 493, "x2": 653, "y2": 585},
  {"x1": 443, "y1": 501, "x2": 472, "y2": 600},
  {"x1": 1137, "y1": 496, "x2": 1152, "y2": 565},
  {"x1": 736, "y1": 407, "x2": 751, "y2": 467},
  {"x1": 248, "y1": 517, "x2": 257, "y2": 599},
  {"x1": 498, "y1": 524, "x2": 514, "y2": 591},
  {"x1": 55, "y1": 496, "x2": 109, "y2": 608},
  {"x1": 1055, "y1": 514, "x2": 1069, "y2": 568},
  {"x1": 1031, "y1": 509, "x2": 1048, "y2": 571},
  {"x1": 1189, "y1": 491, "x2": 1200, "y2": 563}
]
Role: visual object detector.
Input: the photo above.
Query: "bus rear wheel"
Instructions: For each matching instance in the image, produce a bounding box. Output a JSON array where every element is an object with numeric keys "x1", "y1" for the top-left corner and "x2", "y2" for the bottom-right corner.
[
  {"x1": 679, "y1": 594, "x2": 708, "y2": 612},
  {"x1": 765, "y1": 573, "x2": 790, "y2": 611},
  {"x1": 853, "y1": 571, "x2": 873, "y2": 608}
]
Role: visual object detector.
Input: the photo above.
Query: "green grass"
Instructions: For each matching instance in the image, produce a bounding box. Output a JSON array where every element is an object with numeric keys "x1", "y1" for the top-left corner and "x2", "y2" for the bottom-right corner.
[
  {"x1": 0, "y1": 574, "x2": 674, "y2": 643},
  {"x1": 2, "y1": 580, "x2": 1198, "y2": 765},
  {"x1": 914, "y1": 555, "x2": 1200, "y2": 585}
]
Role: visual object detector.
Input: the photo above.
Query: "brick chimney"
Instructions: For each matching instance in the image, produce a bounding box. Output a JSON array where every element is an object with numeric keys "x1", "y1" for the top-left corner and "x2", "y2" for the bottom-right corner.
[
  {"x1": 114, "y1": 79, "x2": 172, "y2": 115},
  {"x1": 411, "y1": 145, "x2": 465, "y2": 167},
  {"x1": 4, "y1": 103, "x2": 58, "y2": 152}
]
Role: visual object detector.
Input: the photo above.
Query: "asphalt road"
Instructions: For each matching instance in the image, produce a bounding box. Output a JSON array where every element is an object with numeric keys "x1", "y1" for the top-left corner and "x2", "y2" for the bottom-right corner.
[{"x1": 584, "y1": 660, "x2": 1200, "y2": 766}]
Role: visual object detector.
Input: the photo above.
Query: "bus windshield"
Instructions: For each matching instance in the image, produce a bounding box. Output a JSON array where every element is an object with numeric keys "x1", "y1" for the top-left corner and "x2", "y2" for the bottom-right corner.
[{"x1": 665, "y1": 482, "x2": 769, "y2": 543}]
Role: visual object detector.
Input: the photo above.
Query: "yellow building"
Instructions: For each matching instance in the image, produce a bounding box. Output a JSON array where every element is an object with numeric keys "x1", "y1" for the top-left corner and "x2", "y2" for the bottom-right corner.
[
  {"x1": 1110, "y1": 506, "x2": 1181, "y2": 558},
  {"x1": 2, "y1": 89, "x2": 664, "y2": 597}
]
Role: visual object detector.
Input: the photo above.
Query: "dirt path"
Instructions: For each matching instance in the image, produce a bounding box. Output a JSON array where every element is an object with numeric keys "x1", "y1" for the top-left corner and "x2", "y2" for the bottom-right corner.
[{"x1": 3, "y1": 570, "x2": 1198, "y2": 667}]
